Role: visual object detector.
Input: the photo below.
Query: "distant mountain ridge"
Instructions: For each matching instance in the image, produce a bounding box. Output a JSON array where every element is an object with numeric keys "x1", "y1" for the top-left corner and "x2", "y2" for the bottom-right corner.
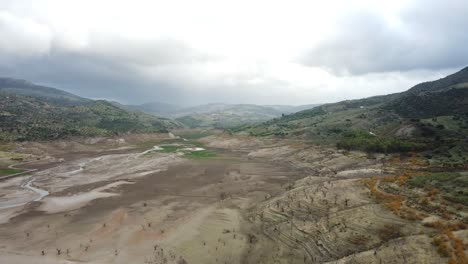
[
  {"x1": 173, "y1": 103, "x2": 284, "y2": 128},
  {"x1": 128, "y1": 102, "x2": 321, "y2": 128},
  {"x1": 0, "y1": 78, "x2": 182, "y2": 141},
  {"x1": 127, "y1": 101, "x2": 182, "y2": 117}
]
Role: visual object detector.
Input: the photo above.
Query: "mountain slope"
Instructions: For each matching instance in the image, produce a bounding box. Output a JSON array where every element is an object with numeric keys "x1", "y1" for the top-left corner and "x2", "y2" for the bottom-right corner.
[
  {"x1": 127, "y1": 103, "x2": 318, "y2": 128},
  {"x1": 0, "y1": 78, "x2": 90, "y2": 106},
  {"x1": 233, "y1": 67, "x2": 468, "y2": 163},
  {"x1": 266, "y1": 104, "x2": 321, "y2": 113},
  {"x1": 407, "y1": 66, "x2": 468, "y2": 94},
  {"x1": 0, "y1": 79, "x2": 182, "y2": 141},
  {"x1": 173, "y1": 103, "x2": 287, "y2": 128},
  {"x1": 127, "y1": 102, "x2": 182, "y2": 117}
]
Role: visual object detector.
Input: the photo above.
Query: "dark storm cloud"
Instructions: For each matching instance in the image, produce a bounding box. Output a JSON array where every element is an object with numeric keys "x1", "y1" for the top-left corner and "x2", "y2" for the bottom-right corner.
[
  {"x1": 0, "y1": 29, "x2": 215, "y2": 104},
  {"x1": 0, "y1": 49, "x2": 185, "y2": 103},
  {"x1": 300, "y1": 0, "x2": 468, "y2": 75}
]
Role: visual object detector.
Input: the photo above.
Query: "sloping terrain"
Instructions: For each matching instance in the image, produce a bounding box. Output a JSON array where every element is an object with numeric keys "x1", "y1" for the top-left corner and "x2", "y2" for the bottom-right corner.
[
  {"x1": 0, "y1": 79, "x2": 183, "y2": 141},
  {"x1": 177, "y1": 104, "x2": 284, "y2": 128},
  {"x1": 174, "y1": 104, "x2": 317, "y2": 128},
  {"x1": 0, "y1": 78, "x2": 90, "y2": 106},
  {"x1": 233, "y1": 67, "x2": 468, "y2": 165},
  {"x1": 201, "y1": 134, "x2": 467, "y2": 264},
  {"x1": 128, "y1": 103, "x2": 320, "y2": 128},
  {"x1": 127, "y1": 102, "x2": 183, "y2": 117}
]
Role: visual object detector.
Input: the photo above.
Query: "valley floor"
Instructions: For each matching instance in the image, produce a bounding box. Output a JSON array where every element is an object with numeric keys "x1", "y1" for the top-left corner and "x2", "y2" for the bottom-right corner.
[{"x1": 0, "y1": 133, "x2": 466, "y2": 264}]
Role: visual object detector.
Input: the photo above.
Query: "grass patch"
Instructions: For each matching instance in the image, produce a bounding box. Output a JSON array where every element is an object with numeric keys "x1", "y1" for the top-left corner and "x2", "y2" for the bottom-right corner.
[
  {"x1": 184, "y1": 140, "x2": 205, "y2": 147},
  {"x1": 158, "y1": 145, "x2": 180, "y2": 153},
  {"x1": 184, "y1": 150, "x2": 216, "y2": 159},
  {"x1": 0, "y1": 168, "x2": 23, "y2": 176},
  {"x1": 136, "y1": 140, "x2": 166, "y2": 149}
]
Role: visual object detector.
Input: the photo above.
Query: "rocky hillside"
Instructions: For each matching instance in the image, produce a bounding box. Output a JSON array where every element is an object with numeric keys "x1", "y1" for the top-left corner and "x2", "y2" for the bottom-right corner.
[{"x1": 0, "y1": 78, "x2": 183, "y2": 141}]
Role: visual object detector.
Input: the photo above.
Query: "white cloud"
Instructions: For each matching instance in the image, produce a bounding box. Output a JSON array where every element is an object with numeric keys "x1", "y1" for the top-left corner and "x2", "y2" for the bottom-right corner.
[
  {"x1": 0, "y1": 0, "x2": 466, "y2": 105},
  {"x1": 0, "y1": 11, "x2": 52, "y2": 56},
  {"x1": 300, "y1": 0, "x2": 468, "y2": 74}
]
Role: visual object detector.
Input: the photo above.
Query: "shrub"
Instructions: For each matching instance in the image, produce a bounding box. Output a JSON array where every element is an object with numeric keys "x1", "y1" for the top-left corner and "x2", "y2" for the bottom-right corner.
[
  {"x1": 433, "y1": 235, "x2": 452, "y2": 257},
  {"x1": 378, "y1": 224, "x2": 402, "y2": 241},
  {"x1": 423, "y1": 221, "x2": 444, "y2": 229}
]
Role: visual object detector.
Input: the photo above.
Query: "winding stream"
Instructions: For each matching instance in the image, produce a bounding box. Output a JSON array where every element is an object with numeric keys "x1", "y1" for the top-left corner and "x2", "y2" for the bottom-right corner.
[
  {"x1": 0, "y1": 177, "x2": 49, "y2": 210},
  {"x1": 0, "y1": 143, "x2": 190, "y2": 211}
]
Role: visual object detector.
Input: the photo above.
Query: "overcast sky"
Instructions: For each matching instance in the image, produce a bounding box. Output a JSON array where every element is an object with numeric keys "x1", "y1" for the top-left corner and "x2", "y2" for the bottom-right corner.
[{"x1": 0, "y1": 0, "x2": 467, "y2": 106}]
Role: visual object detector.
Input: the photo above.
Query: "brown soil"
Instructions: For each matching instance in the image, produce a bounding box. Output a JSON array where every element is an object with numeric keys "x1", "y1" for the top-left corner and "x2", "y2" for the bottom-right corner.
[{"x1": 0, "y1": 133, "x2": 465, "y2": 264}]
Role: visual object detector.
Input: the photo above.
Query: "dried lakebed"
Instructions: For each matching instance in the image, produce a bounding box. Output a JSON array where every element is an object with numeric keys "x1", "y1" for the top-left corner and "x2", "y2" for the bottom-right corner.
[
  {"x1": 0, "y1": 137, "x2": 463, "y2": 264},
  {"x1": 0, "y1": 142, "x2": 300, "y2": 264}
]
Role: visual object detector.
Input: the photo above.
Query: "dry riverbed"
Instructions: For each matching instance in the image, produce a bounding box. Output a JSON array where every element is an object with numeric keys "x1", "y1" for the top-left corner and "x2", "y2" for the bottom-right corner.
[{"x1": 0, "y1": 133, "x2": 466, "y2": 263}]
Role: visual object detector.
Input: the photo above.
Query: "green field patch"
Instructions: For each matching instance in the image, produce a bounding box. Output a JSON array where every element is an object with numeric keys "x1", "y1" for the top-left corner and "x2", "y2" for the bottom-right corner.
[
  {"x1": 0, "y1": 168, "x2": 23, "y2": 176},
  {"x1": 184, "y1": 150, "x2": 216, "y2": 159},
  {"x1": 158, "y1": 145, "x2": 180, "y2": 153}
]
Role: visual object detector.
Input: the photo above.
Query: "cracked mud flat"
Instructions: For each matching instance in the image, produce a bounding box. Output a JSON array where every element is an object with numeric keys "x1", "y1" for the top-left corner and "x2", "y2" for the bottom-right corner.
[{"x1": 0, "y1": 135, "x2": 465, "y2": 263}]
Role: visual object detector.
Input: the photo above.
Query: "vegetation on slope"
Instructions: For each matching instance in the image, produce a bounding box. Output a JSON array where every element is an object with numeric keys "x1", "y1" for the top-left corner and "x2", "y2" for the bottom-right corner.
[
  {"x1": 0, "y1": 78, "x2": 90, "y2": 106},
  {"x1": 363, "y1": 164, "x2": 467, "y2": 264},
  {"x1": 175, "y1": 104, "x2": 288, "y2": 128},
  {"x1": 233, "y1": 67, "x2": 468, "y2": 164},
  {"x1": 407, "y1": 172, "x2": 468, "y2": 205},
  {"x1": 336, "y1": 130, "x2": 426, "y2": 153},
  {"x1": 0, "y1": 82, "x2": 183, "y2": 141}
]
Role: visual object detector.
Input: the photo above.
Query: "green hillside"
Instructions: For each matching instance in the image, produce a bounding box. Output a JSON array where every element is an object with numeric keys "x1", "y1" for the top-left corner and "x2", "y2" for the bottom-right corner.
[
  {"x1": 0, "y1": 79, "x2": 183, "y2": 141},
  {"x1": 0, "y1": 78, "x2": 90, "y2": 106},
  {"x1": 233, "y1": 67, "x2": 468, "y2": 165},
  {"x1": 174, "y1": 104, "x2": 285, "y2": 128},
  {"x1": 127, "y1": 101, "x2": 182, "y2": 117},
  {"x1": 128, "y1": 102, "x2": 320, "y2": 128}
]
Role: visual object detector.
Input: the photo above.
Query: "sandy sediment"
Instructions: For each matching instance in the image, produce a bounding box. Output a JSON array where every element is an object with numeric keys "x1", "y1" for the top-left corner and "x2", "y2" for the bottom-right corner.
[
  {"x1": 0, "y1": 135, "x2": 465, "y2": 264},
  {"x1": 39, "y1": 181, "x2": 134, "y2": 214}
]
